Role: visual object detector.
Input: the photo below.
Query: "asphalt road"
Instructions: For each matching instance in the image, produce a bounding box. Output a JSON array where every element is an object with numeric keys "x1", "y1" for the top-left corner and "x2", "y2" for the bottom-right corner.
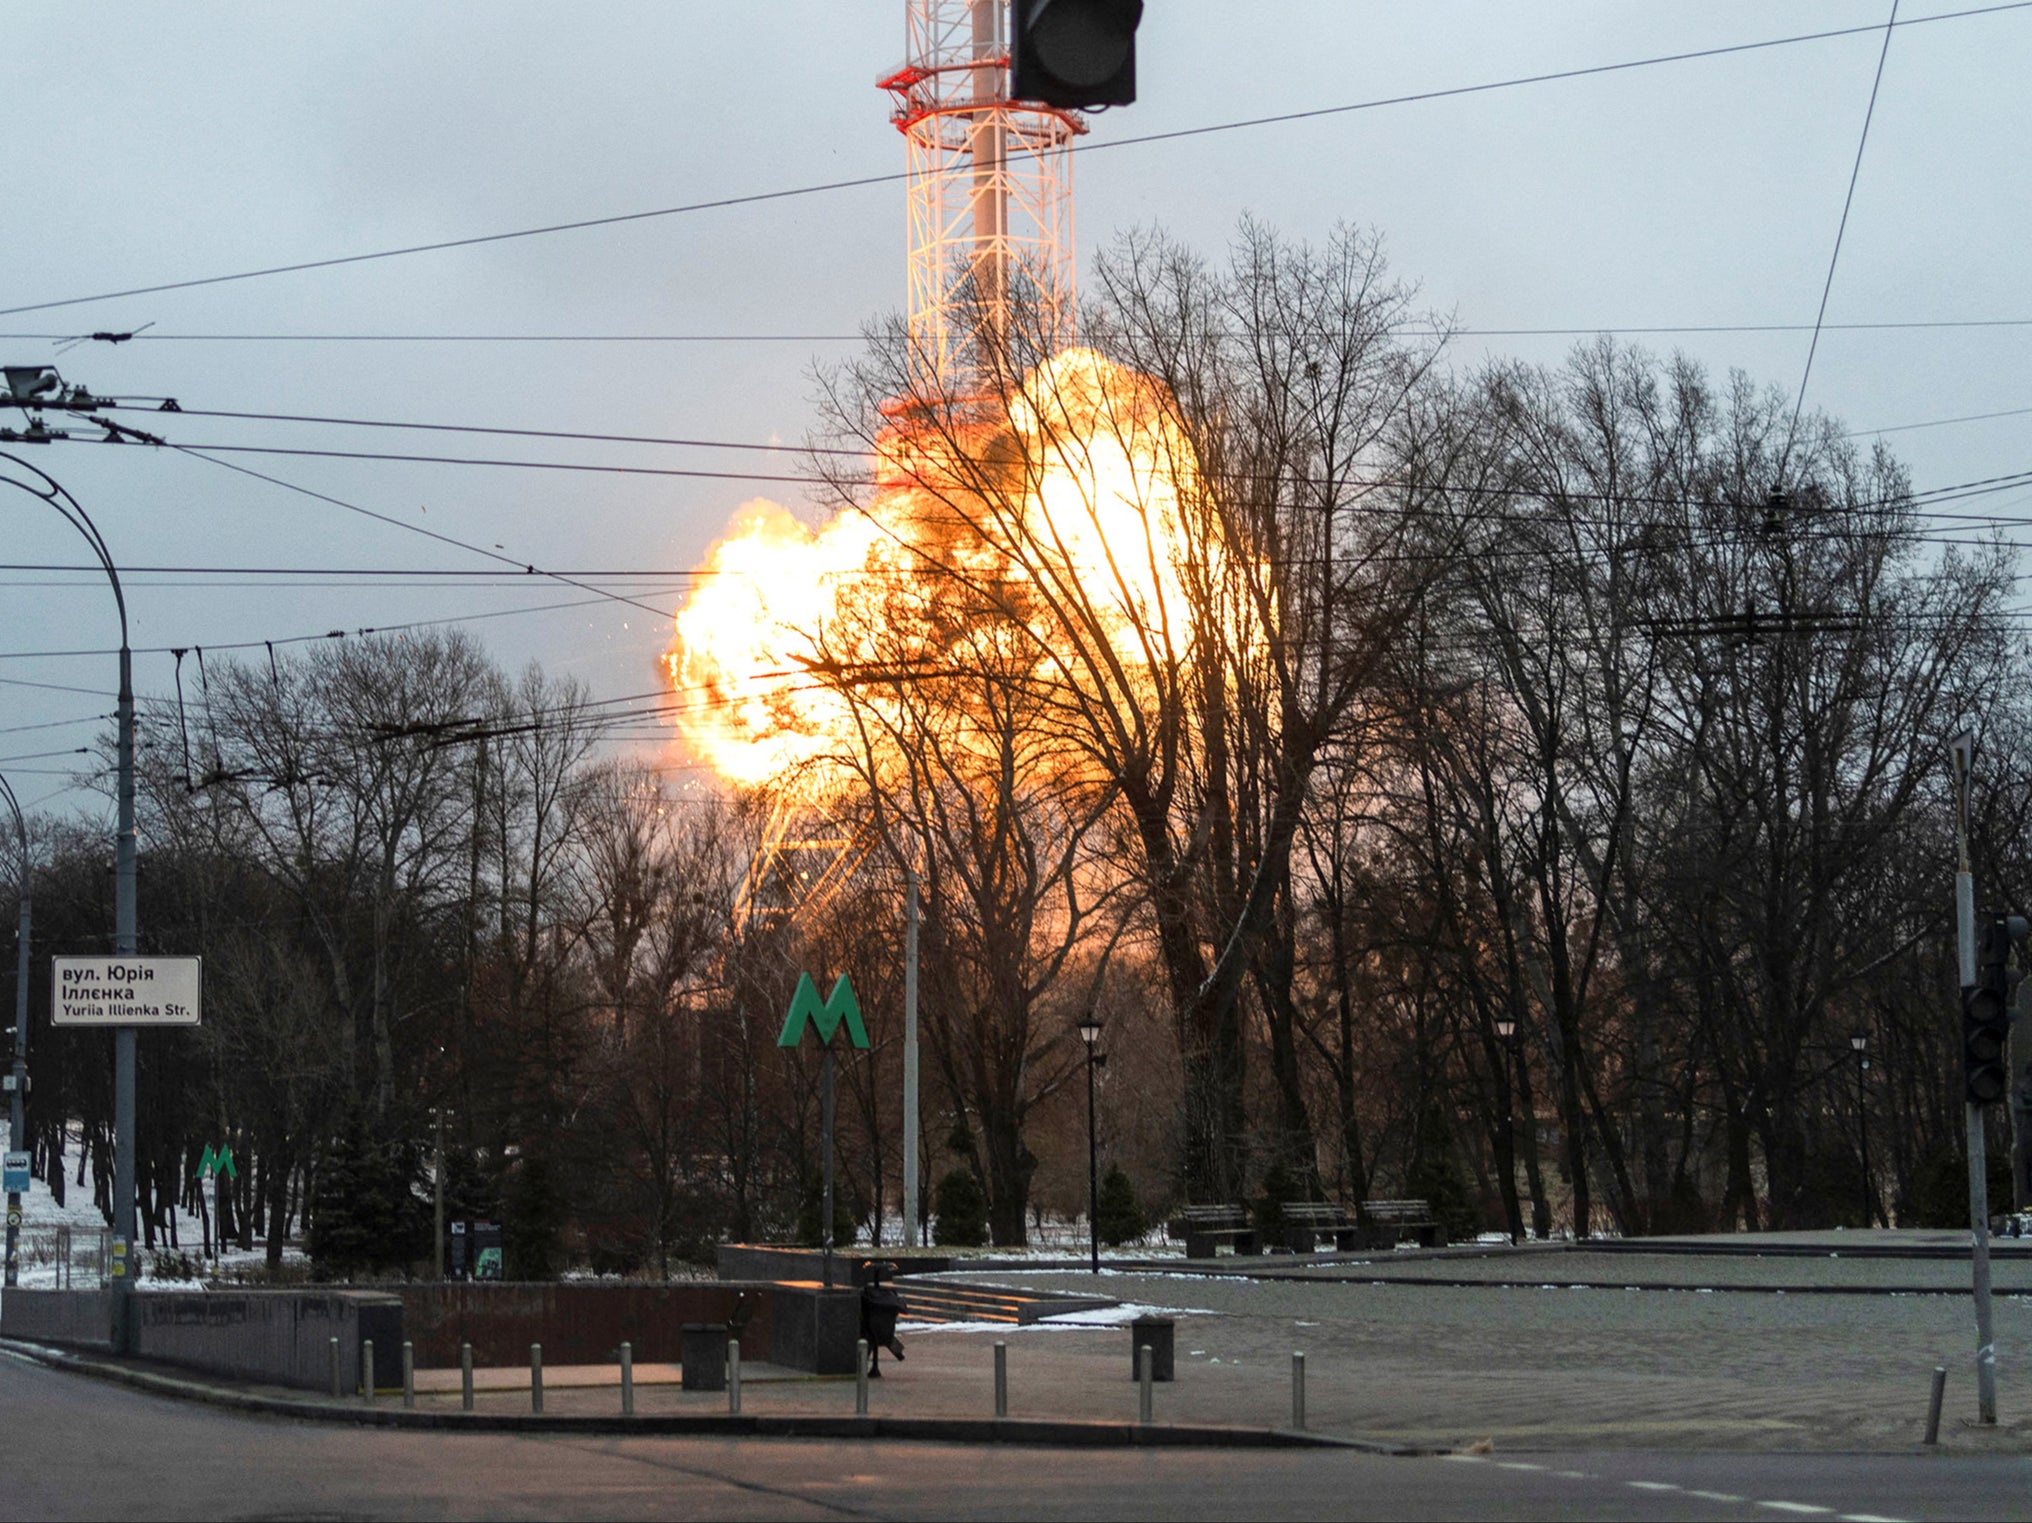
[{"x1": 4, "y1": 1351, "x2": 2029, "y2": 1522}]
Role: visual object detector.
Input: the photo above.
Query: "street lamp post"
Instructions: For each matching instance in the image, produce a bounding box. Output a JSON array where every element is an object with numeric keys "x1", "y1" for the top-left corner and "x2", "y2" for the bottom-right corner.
[
  {"x1": 2, "y1": 772, "x2": 30, "y2": 1288},
  {"x1": 1851, "y1": 1033, "x2": 1873, "y2": 1228},
  {"x1": 1077, "y1": 1015, "x2": 1102, "y2": 1275},
  {"x1": 1494, "y1": 1018, "x2": 1519, "y2": 1245},
  {"x1": 0, "y1": 444, "x2": 137, "y2": 1334}
]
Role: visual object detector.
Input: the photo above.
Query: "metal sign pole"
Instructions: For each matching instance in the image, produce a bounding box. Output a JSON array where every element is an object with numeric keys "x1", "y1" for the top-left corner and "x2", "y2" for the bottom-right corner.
[
  {"x1": 822, "y1": 1044, "x2": 836, "y2": 1291},
  {"x1": 777, "y1": 972, "x2": 867, "y2": 1289}
]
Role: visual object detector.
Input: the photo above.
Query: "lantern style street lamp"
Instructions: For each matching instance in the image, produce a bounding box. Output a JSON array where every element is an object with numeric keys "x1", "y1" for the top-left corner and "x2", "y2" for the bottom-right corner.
[
  {"x1": 1851, "y1": 1033, "x2": 1873, "y2": 1228},
  {"x1": 1078, "y1": 1015, "x2": 1102, "y2": 1274},
  {"x1": 1493, "y1": 1019, "x2": 1519, "y2": 1244}
]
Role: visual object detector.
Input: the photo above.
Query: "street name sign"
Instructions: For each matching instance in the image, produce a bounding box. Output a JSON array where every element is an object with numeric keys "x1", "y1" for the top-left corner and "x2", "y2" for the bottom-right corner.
[{"x1": 50, "y1": 956, "x2": 202, "y2": 1026}]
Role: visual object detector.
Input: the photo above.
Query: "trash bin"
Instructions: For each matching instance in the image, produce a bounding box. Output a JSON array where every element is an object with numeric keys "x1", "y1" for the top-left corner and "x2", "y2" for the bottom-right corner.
[
  {"x1": 681, "y1": 1322, "x2": 729, "y2": 1392},
  {"x1": 860, "y1": 1272, "x2": 906, "y2": 1376},
  {"x1": 1129, "y1": 1315, "x2": 1174, "y2": 1382}
]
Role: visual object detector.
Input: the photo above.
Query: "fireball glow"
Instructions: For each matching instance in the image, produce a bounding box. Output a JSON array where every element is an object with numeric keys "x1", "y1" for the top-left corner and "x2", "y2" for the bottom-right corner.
[{"x1": 666, "y1": 350, "x2": 1204, "y2": 787}]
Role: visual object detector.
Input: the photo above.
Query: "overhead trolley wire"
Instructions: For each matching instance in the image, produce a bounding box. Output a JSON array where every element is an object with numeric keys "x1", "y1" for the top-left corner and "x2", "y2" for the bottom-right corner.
[
  {"x1": 95, "y1": 392, "x2": 2032, "y2": 464},
  {"x1": 64, "y1": 431, "x2": 2032, "y2": 528},
  {"x1": 165, "y1": 444, "x2": 680, "y2": 622},
  {"x1": 3, "y1": 3, "x2": 2025, "y2": 320},
  {"x1": 1785, "y1": 0, "x2": 1903, "y2": 458},
  {"x1": 14, "y1": 317, "x2": 2032, "y2": 345}
]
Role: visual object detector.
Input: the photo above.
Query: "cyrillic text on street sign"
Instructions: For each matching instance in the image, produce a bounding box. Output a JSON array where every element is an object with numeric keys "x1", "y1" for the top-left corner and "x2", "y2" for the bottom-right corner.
[{"x1": 51, "y1": 956, "x2": 202, "y2": 1026}]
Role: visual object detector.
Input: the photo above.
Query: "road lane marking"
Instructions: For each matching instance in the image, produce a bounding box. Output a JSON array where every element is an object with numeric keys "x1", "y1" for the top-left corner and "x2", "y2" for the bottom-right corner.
[{"x1": 1434, "y1": 1453, "x2": 1907, "y2": 1523}]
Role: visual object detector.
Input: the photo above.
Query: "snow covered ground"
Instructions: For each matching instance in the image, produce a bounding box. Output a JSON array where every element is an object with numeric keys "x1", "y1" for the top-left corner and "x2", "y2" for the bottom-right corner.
[{"x1": 4, "y1": 1129, "x2": 304, "y2": 1289}]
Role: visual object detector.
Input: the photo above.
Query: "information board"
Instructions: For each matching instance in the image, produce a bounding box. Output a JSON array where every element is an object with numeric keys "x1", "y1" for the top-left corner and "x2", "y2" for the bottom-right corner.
[{"x1": 50, "y1": 956, "x2": 202, "y2": 1026}]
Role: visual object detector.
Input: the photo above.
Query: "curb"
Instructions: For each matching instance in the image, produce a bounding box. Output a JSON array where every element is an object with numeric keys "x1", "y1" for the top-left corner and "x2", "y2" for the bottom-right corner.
[{"x1": 0, "y1": 1339, "x2": 1427, "y2": 1454}]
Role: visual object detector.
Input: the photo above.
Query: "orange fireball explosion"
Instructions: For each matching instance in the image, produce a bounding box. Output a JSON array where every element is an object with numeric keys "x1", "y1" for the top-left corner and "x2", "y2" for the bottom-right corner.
[{"x1": 666, "y1": 349, "x2": 1203, "y2": 787}]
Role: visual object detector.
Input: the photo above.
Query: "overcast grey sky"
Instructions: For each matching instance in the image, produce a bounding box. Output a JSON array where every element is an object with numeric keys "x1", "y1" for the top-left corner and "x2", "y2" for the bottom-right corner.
[{"x1": 3, "y1": 2, "x2": 2028, "y2": 817}]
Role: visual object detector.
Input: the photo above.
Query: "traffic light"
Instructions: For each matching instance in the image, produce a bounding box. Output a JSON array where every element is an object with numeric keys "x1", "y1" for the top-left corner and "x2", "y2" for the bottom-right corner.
[
  {"x1": 1011, "y1": 0, "x2": 1143, "y2": 110},
  {"x1": 1965, "y1": 915, "x2": 2029, "y2": 1105}
]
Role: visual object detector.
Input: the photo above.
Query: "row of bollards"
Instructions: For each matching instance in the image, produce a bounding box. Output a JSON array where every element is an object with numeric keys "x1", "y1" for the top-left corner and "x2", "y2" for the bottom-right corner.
[
  {"x1": 333, "y1": 1337, "x2": 415, "y2": 1408},
  {"x1": 332, "y1": 1330, "x2": 1309, "y2": 1429},
  {"x1": 430, "y1": 1337, "x2": 742, "y2": 1416},
  {"x1": 321, "y1": 1334, "x2": 1969, "y2": 1441}
]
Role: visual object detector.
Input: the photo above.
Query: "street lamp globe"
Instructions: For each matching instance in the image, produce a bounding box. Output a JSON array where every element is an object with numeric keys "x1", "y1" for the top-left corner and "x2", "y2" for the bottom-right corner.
[
  {"x1": 1494, "y1": 1019, "x2": 1515, "y2": 1042},
  {"x1": 1078, "y1": 1016, "x2": 1102, "y2": 1048},
  {"x1": 1850, "y1": 1033, "x2": 1867, "y2": 1053}
]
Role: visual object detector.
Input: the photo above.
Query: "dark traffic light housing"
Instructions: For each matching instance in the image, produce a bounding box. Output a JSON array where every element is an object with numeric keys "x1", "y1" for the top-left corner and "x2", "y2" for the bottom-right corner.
[
  {"x1": 1011, "y1": 0, "x2": 1143, "y2": 110},
  {"x1": 1966, "y1": 914, "x2": 2029, "y2": 1105}
]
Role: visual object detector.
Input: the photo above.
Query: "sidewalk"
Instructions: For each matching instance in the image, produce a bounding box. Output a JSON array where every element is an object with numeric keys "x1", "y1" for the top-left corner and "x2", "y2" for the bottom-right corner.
[
  {"x1": 0, "y1": 1334, "x2": 1372, "y2": 1450},
  {"x1": 10, "y1": 1231, "x2": 2032, "y2": 1456}
]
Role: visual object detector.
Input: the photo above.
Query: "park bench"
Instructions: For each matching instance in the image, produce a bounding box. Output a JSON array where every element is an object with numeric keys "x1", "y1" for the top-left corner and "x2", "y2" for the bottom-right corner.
[
  {"x1": 1359, "y1": 1198, "x2": 1446, "y2": 1248},
  {"x1": 1169, "y1": 1204, "x2": 1259, "y2": 1259},
  {"x1": 1277, "y1": 1200, "x2": 1362, "y2": 1253}
]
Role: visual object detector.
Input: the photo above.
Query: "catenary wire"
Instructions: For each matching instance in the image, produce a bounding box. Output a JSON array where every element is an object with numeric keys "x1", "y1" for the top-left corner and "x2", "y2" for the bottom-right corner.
[
  {"x1": 2, "y1": 3, "x2": 2024, "y2": 319},
  {"x1": 14, "y1": 317, "x2": 2032, "y2": 344},
  {"x1": 94, "y1": 393, "x2": 2032, "y2": 459},
  {"x1": 1785, "y1": 0, "x2": 1902, "y2": 457}
]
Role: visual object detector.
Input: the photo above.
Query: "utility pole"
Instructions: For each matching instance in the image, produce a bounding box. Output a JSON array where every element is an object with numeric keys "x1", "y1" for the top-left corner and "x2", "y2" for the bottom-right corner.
[
  {"x1": 902, "y1": 870, "x2": 920, "y2": 1248},
  {"x1": 2, "y1": 773, "x2": 29, "y2": 1289},
  {"x1": 1952, "y1": 729, "x2": 1998, "y2": 1425},
  {"x1": 114, "y1": 640, "x2": 137, "y2": 1329}
]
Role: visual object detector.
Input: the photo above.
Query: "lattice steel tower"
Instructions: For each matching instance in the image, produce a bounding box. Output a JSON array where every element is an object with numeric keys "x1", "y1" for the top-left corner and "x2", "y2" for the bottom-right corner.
[{"x1": 881, "y1": 0, "x2": 1085, "y2": 390}]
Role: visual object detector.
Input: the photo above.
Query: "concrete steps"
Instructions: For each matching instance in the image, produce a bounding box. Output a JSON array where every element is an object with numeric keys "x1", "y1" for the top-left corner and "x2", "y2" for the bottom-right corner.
[{"x1": 894, "y1": 1279, "x2": 1116, "y2": 1326}]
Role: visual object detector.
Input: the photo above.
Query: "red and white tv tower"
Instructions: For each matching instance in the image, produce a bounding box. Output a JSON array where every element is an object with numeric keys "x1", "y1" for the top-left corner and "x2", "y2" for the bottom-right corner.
[{"x1": 880, "y1": 1, "x2": 1085, "y2": 389}]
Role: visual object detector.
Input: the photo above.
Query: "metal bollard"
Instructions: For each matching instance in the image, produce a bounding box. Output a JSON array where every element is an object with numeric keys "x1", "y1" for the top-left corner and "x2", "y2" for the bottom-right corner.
[
  {"x1": 362, "y1": 1338, "x2": 374, "y2": 1401},
  {"x1": 1291, "y1": 1351, "x2": 1306, "y2": 1430},
  {"x1": 329, "y1": 1336, "x2": 342, "y2": 1400},
  {"x1": 621, "y1": 1342, "x2": 635, "y2": 1418},
  {"x1": 728, "y1": 1338, "x2": 742, "y2": 1415},
  {"x1": 994, "y1": 1340, "x2": 1008, "y2": 1419},
  {"x1": 1925, "y1": 1365, "x2": 1947, "y2": 1445},
  {"x1": 531, "y1": 1343, "x2": 544, "y2": 1414},
  {"x1": 1138, "y1": 1344, "x2": 1154, "y2": 1424},
  {"x1": 402, "y1": 1341, "x2": 415, "y2": 1410},
  {"x1": 856, "y1": 1339, "x2": 870, "y2": 1416},
  {"x1": 460, "y1": 1342, "x2": 474, "y2": 1413}
]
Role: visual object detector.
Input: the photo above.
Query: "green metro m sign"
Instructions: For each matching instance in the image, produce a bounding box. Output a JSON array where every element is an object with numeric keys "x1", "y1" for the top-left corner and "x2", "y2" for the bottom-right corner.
[{"x1": 777, "y1": 973, "x2": 870, "y2": 1050}]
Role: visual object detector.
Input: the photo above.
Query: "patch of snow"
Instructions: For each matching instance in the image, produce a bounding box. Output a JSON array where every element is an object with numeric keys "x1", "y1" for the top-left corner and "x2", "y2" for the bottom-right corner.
[{"x1": 898, "y1": 1301, "x2": 1214, "y2": 1335}]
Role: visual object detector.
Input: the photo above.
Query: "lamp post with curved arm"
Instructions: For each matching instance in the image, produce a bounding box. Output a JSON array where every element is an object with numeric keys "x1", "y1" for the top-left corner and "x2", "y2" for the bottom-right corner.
[
  {"x1": 0, "y1": 449, "x2": 137, "y2": 1324},
  {"x1": 1, "y1": 771, "x2": 29, "y2": 1288}
]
